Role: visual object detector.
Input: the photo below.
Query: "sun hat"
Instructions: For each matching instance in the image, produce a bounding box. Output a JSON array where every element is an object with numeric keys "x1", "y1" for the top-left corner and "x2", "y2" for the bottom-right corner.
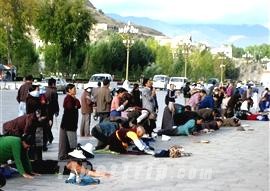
[
  {"x1": 68, "y1": 149, "x2": 86, "y2": 159},
  {"x1": 80, "y1": 143, "x2": 94, "y2": 155}
]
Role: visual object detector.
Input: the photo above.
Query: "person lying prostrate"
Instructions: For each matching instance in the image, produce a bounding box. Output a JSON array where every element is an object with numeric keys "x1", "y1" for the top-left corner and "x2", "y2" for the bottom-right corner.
[
  {"x1": 0, "y1": 135, "x2": 38, "y2": 179},
  {"x1": 108, "y1": 126, "x2": 154, "y2": 155}
]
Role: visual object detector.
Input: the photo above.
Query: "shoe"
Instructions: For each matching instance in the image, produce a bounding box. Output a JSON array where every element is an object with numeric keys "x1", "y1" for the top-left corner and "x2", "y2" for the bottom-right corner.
[
  {"x1": 49, "y1": 138, "x2": 54, "y2": 144},
  {"x1": 43, "y1": 146, "x2": 48, "y2": 152}
]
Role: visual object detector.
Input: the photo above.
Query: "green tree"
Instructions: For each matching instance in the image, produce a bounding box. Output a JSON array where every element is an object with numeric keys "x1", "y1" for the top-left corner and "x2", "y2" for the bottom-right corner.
[
  {"x1": 34, "y1": 0, "x2": 95, "y2": 76},
  {"x1": 232, "y1": 45, "x2": 245, "y2": 58},
  {"x1": 0, "y1": 0, "x2": 39, "y2": 76}
]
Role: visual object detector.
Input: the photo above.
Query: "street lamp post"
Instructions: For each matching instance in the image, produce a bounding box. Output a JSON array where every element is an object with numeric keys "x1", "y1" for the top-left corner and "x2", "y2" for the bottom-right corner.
[
  {"x1": 218, "y1": 53, "x2": 226, "y2": 84},
  {"x1": 220, "y1": 63, "x2": 225, "y2": 84},
  {"x1": 119, "y1": 21, "x2": 138, "y2": 84},
  {"x1": 183, "y1": 36, "x2": 192, "y2": 78}
]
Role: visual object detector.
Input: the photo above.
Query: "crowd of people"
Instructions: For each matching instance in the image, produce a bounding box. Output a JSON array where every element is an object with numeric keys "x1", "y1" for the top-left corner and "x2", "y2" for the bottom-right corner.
[{"x1": 0, "y1": 74, "x2": 269, "y2": 188}]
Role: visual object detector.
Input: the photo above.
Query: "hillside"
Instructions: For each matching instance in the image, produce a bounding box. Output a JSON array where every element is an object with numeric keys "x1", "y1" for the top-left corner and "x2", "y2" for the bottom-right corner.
[
  {"x1": 107, "y1": 14, "x2": 270, "y2": 47},
  {"x1": 86, "y1": 1, "x2": 164, "y2": 36}
]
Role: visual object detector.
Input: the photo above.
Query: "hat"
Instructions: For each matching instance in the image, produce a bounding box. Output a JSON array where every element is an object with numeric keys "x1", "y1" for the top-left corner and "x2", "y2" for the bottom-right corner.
[
  {"x1": 21, "y1": 134, "x2": 35, "y2": 145},
  {"x1": 68, "y1": 149, "x2": 86, "y2": 159},
  {"x1": 80, "y1": 143, "x2": 94, "y2": 155}
]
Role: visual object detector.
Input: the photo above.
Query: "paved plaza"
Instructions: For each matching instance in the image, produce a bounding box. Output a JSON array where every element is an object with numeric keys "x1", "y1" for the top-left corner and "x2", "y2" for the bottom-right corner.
[{"x1": 0, "y1": 87, "x2": 269, "y2": 191}]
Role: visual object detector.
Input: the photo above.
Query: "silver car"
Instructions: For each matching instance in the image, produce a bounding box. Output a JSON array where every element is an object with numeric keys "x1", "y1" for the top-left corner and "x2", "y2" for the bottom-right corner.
[{"x1": 40, "y1": 77, "x2": 67, "y2": 94}]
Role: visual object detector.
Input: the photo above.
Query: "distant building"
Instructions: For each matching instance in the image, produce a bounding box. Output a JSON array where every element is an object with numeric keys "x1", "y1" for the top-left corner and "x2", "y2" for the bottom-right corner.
[{"x1": 210, "y1": 45, "x2": 233, "y2": 58}]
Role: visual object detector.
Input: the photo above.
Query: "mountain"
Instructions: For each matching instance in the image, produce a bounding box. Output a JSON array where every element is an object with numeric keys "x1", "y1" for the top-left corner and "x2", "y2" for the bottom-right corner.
[
  {"x1": 85, "y1": 3, "x2": 163, "y2": 36},
  {"x1": 107, "y1": 13, "x2": 270, "y2": 47}
]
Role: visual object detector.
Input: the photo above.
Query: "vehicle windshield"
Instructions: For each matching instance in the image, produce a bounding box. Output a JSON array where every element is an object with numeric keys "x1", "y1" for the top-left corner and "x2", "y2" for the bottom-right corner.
[
  {"x1": 153, "y1": 76, "x2": 166, "y2": 82},
  {"x1": 90, "y1": 76, "x2": 110, "y2": 81},
  {"x1": 171, "y1": 78, "x2": 184, "y2": 82}
]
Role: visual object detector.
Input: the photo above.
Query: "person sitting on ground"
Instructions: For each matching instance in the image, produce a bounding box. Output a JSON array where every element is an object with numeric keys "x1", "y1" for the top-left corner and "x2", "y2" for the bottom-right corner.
[{"x1": 0, "y1": 134, "x2": 38, "y2": 179}]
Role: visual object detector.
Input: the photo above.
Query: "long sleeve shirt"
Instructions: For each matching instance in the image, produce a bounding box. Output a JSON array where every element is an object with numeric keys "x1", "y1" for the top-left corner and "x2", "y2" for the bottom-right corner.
[{"x1": 0, "y1": 136, "x2": 32, "y2": 175}]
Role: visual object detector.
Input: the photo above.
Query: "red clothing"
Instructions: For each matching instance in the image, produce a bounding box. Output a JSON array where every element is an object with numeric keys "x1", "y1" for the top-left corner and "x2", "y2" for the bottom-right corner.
[
  {"x1": 60, "y1": 94, "x2": 81, "y2": 131},
  {"x1": 3, "y1": 113, "x2": 38, "y2": 136}
]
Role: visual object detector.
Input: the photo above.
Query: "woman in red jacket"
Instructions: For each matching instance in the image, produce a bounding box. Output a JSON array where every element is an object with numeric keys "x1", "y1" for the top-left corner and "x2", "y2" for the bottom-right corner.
[{"x1": 58, "y1": 84, "x2": 81, "y2": 160}]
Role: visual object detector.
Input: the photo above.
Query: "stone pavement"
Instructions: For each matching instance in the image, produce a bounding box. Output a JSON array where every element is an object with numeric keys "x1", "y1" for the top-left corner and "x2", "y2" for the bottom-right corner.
[{"x1": 0, "y1": 90, "x2": 269, "y2": 191}]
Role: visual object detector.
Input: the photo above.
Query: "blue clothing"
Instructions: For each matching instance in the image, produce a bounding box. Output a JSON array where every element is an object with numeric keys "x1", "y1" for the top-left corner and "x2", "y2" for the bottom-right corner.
[
  {"x1": 65, "y1": 175, "x2": 100, "y2": 186},
  {"x1": 198, "y1": 96, "x2": 215, "y2": 109},
  {"x1": 110, "y1": 110, "x2": 121, "y2": 117},
  {"x1": 176, "y1": 119, "x2": 196, "y2": 136}
]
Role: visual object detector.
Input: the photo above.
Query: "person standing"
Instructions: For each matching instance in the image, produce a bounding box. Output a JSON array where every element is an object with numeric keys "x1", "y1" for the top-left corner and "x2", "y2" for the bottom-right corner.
[
  {"x1": 131, "y1": 83, "x2": 142, "y2": 107},
  {"x1": 141, "y1": 78, "x2": 156, "y2": 113},
  {"x1": 58, "y1": 84, "x2": 81, "y2": 160},
  {"x1": 17, "y1": 75, "x2": 33, "y2": 116},
  {"x1": 91, "y1": 81, "x2": 101, "y2": 121},
  {"x1": 80, "y1": 85, "x2": 93, "y2": 137},
  {"x1": 183, "y1": 82, "x2": 191, "y2": 104},
  {"x1": 95, "y1": 79, "x2": 112, "y2": 122},
  {"x1": 45, "y1": 78, "x2": 59, "y2": 145}
]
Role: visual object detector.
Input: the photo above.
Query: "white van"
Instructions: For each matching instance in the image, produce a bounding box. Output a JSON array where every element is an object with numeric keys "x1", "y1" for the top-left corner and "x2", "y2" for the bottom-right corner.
[
  {"x1": 152, "y1": 75, "x2": 169, "y2": 90},
  {"x1": 87, "y1": 73, "x2": 117, "y2": 91},
  {"x1": 167, "y1": 77, "x2": 187, "y2": 90}
]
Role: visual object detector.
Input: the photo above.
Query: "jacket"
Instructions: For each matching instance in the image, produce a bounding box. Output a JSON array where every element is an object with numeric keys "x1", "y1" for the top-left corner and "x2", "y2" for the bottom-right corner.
[
  {"x1": 95, "y1": 87, "x2": 111, "y2": 113},
  {"x1": 3, "y1": 113, "x2": 39, "y2": 136},
  {"x1": 61, "y1": 94, "x2": 81, "y2": 131}
]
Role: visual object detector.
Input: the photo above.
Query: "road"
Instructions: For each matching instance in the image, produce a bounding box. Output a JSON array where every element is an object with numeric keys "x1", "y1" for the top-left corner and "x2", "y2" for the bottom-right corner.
[{"x1": 0, "y1": 89, "x2": 269, "y2": 191}]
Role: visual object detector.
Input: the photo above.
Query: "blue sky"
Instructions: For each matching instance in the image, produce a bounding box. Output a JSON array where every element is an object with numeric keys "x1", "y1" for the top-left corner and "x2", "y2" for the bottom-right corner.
[{"x1": 90, "y1": 0, "x2": 269, "y2": 28}]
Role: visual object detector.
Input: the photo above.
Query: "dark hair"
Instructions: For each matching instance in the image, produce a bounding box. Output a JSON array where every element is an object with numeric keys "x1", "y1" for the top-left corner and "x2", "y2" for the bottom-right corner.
[
  {"x1": 25, "y1": 75, "x2": 33, "y2": 81},
  {"x1": 103, "y1": 79, "x2": 110, "y2": 86},
  {"x1": 133, "y1": 83, "x2": 139, "y2": 90},
  {"x1": 48, "y1": 78, "x2": 56, "y2": 86},
  {"x1": 97, "y1": 81, "x2": 101, "y2": 87},
  {"x1": 200, "y1": 89, "x2": 207, "y2": 94},
  {"x1": 21, "y1": 134, "x2": 35, "y2": 145},
  {"x1": 142, "y1": 78, "x2": 149, "y2": 86},
  {"x1": 116, "y1": 87, "x2": 127, "y2": 94},
  {"x1": 184, "y1": 105, "x2": 192, "y2": 111},
  {"x1": 65, "y1": 83, "x2": 75, "y2": 93}
]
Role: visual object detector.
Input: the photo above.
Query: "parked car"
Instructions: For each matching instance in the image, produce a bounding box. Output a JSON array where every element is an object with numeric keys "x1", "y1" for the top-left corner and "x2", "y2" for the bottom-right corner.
[
  {"x1": 205, "y1": 78, "x2": 219, "y2": 90},
  {"x1": 40, "y1": 77, "x2": 67, "y2": 94},
  {"x1": 87, "y1": 73, "x2": 118, "y2": 91},
  {"x1": 152, "y1": 75, "x2": 169, "y2": 90},
  {"x1": 167, "y1": 77, "x2": 187, "y2": 90}
]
